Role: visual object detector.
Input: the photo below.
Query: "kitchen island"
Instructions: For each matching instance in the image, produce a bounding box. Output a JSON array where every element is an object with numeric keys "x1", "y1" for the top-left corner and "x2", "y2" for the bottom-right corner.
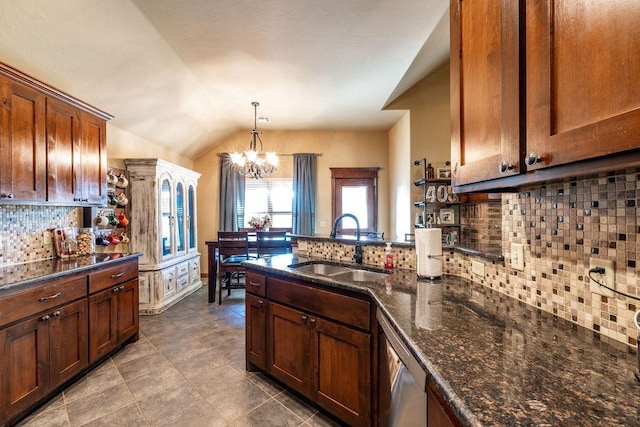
[{"x1": 244, "y1": 254, "x2": 639, "y2": 426}]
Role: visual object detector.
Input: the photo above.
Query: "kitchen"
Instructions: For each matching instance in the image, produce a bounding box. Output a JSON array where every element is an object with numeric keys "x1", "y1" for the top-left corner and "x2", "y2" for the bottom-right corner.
[{"x1": 2, "y1": 1, "x2": 640, "y2": 426}]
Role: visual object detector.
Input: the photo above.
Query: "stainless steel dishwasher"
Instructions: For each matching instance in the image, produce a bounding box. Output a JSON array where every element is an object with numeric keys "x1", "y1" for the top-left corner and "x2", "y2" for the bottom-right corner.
[{"x1": 377, "y1": 311, "x2": 427, "y2": 426}]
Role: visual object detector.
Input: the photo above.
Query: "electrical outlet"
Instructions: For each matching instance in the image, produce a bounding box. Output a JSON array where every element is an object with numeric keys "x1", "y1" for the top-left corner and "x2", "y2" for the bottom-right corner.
[
  {"x1": 511, "y1": 243, "x2": 524, "y2": 271},
  {"x1": 589, "y1": 258, "x2": 615, "y2": 298},
  {"x1": 298, "y1": 240, "x2": 308, "y2": 252},
  {"x1": 43, "y1": 230, "x2": 53, "y2": 245},
  {"x1": 471, "y1": 260, "x2": 485, "y2": 277}
]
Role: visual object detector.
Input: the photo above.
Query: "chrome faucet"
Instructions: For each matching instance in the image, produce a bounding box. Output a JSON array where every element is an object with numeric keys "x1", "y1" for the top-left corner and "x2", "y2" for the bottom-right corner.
[{"x1": 329, "y1": 213, "x2": 363, "y2": 264}]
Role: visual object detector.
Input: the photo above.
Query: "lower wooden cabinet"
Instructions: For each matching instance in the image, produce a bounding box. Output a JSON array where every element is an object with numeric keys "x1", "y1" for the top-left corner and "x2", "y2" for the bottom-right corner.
[
  {"x1": 0, "y1": 298, "x2": 88, "y2": 422},
  {"x1": 428, "y1": 380, "x2": 462, "y2": 427},
  {"x1": 245, "y1": 293, "x2": 268, "y2": 371},
  {"x1": 89, "y1": 279, "x2": 139, "y2": 363},
  {"x1": 0, "y1": 256, "x2": 139, "y2": 426},
  {"x1": 246, "y1": 269, "x2": 373, "y2": 427}
]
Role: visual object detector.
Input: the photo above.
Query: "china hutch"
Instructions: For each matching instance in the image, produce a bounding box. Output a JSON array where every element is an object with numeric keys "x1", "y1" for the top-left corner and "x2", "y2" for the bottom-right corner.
[{"x1": 125, "y1": 159, "x2": 201, "y2": 314}]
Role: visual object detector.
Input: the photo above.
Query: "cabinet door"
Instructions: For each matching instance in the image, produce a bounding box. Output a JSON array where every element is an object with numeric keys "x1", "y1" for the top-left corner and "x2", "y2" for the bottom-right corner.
[
  {"x1": 0, "y1": 76, "x2": 46, "y2": 202},
  {"x1": 88, "y1": 288, "x2": 117, "y2": 363},
  {"x1": 175, "y1": 181, "x2": 186, "y2": 255},
  {"x1": 187, "y1": 184, "x2": 197, "y2": 252},
  {"x1": 246, "y1": 293, "x2": 267, "y2": 371},
  {"x1": 160, "y1": 178, "x2": 174, "y2": 259},
  {"x1": 46, "y1": 97, "x2": 81, "y2": 203},
  {"x1": 0, "y1": 315, "x2": 50, "y2": 422},
  {"x1": 526, "y1": 1, "x2": 640, "y2": 170},
  {"x1": 267, "y1": 302, "x2": 311, "y2": 396},
  {"x1": 79, "y1": 113, "x2": 107, "y2": 204},
  {"x1": 116, "y1": 279, "x2": 139, "y2": 345},
  {"x1": 450, "y1": 0, "x2": 521, "y2": 186},
  {"x1": 312, "y1": 317, "x2": 371, "y2": 427},
  {"x1": 49, "y1": 299, "x2": 88, "y2": 388}
]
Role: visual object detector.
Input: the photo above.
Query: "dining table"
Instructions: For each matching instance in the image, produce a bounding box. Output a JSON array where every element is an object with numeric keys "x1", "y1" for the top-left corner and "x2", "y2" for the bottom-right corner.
[{"x1": 205, "y1": 231, "x2": 293, "y2": 303}]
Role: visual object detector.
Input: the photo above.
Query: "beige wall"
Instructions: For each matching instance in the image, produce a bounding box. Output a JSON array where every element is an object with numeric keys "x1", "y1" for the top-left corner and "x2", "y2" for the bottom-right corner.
[
  {"x1": 385, "y1": 62, "x2": 451, "y2": 231},
  {"x1": 107, "y1": 125, "x2": 194, "y2": 170},
  {"x1": 194, "y1": 129, "x2": 390, "y2": 273},
  {"x1": 387, "y1": 112, "x2": 411, "y2": 241}
]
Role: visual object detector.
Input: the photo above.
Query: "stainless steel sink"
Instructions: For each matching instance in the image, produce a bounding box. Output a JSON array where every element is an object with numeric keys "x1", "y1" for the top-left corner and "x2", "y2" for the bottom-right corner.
[
  {"x1": 289, "y1": 262, "x2": 389, "y2": 282},
  {"x1": 290, "y1": 263, "x2": 351, "y2": 276},
  {"x1": 329, "y1": 269, "x2": 388, "y2": 282}
]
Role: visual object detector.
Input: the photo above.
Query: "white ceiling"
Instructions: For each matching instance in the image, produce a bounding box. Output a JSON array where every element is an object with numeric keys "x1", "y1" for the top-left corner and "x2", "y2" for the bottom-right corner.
[{"x1": 0, "y1": 0, "x2": 449, "y2": 159}]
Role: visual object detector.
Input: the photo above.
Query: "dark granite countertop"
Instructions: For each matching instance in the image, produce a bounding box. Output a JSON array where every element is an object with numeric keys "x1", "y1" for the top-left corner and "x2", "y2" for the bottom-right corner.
[
  {"x1": 245, "y1": 254, "x2": 640, "y2": 426},
  {"x1": 0, "y1": 253, "x2": 141, "y2": 292}
]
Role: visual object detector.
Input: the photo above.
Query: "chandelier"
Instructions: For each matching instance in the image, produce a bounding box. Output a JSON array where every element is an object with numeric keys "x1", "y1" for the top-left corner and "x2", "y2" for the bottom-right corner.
[{"x1": 230, "y1": 101, "x2": 278, "y2": 179}]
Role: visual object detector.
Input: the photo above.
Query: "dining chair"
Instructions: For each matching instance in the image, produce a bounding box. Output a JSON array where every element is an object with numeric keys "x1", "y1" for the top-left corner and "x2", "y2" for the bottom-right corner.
[
  {"x1": 217, "y1": 231, "x2": 250, "y2": 304},
  {"x1": 256, "y1": 231, "x2": 290, "y2": 257}
]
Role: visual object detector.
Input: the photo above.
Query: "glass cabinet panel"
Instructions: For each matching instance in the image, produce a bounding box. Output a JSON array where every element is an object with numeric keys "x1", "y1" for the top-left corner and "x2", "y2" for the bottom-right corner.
[
  {"x1": 176, "y1": 182, "x2": 185, "y2": 253},
  {"x1": 188, "y1": 185, "x2": 196, "y2": 250},
  {"x1": 160, "y1": 179, "x2": 172, "y2": 256}
]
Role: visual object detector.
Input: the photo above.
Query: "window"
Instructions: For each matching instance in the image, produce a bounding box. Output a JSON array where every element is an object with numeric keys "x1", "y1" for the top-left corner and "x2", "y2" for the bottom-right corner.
[
  {"x1": 244, "y1": 178, "x2": 294, "y2": 228},
  {"x1": 330, "y1": 168, "x2": 379, "y2": 233}
]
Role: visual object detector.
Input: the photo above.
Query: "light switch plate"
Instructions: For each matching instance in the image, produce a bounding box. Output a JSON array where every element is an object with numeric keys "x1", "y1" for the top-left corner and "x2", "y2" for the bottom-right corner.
[
  {"x1": 589, "y1": 258, "x2": 615, "y2": 297},
  {"x1": 43, "y1": 230, "x2": 53, "y2": 245},
  {"x1": 511, "y1": 243, "x2": 524, "y2": 271}
]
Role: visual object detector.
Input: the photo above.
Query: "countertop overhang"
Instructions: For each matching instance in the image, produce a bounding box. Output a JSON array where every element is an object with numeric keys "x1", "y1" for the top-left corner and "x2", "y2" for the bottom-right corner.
[{"x1": 245, "y1": 254, "x2": 640, "y2": 426}]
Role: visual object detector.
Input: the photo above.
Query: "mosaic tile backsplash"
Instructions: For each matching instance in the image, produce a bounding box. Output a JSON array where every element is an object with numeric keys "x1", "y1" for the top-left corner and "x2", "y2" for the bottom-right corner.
[
  {"x1": 303, "y1": 170, "x2": 640, "y2": 348},
  {"x1": 0, "y1": 205, "x2": 79, "y2": 266}
]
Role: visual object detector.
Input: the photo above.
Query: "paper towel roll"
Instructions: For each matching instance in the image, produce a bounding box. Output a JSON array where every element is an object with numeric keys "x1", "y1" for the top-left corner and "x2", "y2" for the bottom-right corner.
[{"x1": 415, "y1": 228, "x2": 442, "y2": 279}]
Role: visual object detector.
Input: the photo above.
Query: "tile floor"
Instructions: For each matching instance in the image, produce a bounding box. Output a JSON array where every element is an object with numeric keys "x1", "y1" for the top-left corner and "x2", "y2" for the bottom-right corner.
[{"x1": 18, "y1": 287, "x2": 343, "y2": 427}]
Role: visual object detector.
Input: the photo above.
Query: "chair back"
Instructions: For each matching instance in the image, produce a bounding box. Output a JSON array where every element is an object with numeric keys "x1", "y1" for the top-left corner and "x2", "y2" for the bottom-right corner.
[
  {"x1": 256, "y1": 231, "x2": 289, "y2": 257},
  {"x1": 217, "y1": 231, "x2": 249, "y2": 259}
]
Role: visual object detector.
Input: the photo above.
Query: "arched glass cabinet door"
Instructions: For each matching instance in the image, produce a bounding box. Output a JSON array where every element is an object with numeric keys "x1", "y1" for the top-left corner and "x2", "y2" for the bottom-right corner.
[
  {"x1": 160, "y1": 179, "x2": 173, "y2": 257},
  {"x1": 187, "y1": 185, "x2": 196, "y2": 251},
  {"x1": 176, "y1": 182, "x2": 185, "y2": 253}
]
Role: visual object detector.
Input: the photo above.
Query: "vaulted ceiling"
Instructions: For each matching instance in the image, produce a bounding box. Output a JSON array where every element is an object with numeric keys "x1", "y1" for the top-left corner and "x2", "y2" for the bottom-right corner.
[{"x1": 0, "y1": 0, "x2": 449, "y2": 159}]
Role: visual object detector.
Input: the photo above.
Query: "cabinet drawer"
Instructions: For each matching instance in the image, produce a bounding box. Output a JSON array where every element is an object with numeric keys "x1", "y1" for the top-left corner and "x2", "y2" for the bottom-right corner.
[
  {"x1": 268, "y1": 278, "x2": 370, "y2": 331},
  {"x1": 177, "y1": 262, "x2": 189, "y2": 278},
  {"x1": 0, "y1": 275, "x2": 87, "y2": 328},
  {"x1": 245, "y1": 271, "x2": 266, "y2": 297},
  {"x1": 177, "y1": 274, "x2": 189, "y2": 292},
  {"x1": 88, "y1": 260, "x2": 138, "y2": 294},
  {"x1": 189, "y1": 259, "x2": 200, "y2": 284}
]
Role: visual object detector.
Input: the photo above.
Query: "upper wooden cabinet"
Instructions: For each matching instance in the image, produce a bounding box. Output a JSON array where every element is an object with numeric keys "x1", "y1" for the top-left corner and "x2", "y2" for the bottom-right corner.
[
  {"x1": 451, "y1": 0, "x2": 640, "y2": 191},
  {"x1": 47, "y1": 99, "x2": 107, "y2": 205},
  {"x1": 525, "y1": 1, "x2": 640, "y2": 170},
  {"x1": 0, "y1": 75, "x2": 47, "y2": 202},
  {"x1": 0, "y1": 62, "x2": 111, "y2": 205},
  {"x1": 450, "y1": 0, "x2": 522, "y2": 187}
]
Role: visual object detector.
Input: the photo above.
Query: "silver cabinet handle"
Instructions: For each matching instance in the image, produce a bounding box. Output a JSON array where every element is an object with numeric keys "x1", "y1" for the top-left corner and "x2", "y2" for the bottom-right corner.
[
  {"x1": 118, "y1": 285, "x2": 125, "y2": 291},
  {"x1": 498, "y1": 161, "x2": 514, "y2": 174},
  {"x1": 525, "y1": 152, "x2": 544, "y2": 166},
  {"x1": 301, "y1": 315, "x2": 307, "y2": 323},
  {"x1": 1, "y1": 193, "x2": 14, "y2": 199},
  {"x1": 53, "y1": 311, "x2": 61, "y2": 317},
  {"x1": 39, "y1": 292, "x2": 61, "y2": 302},
  {"x1": 41, "y1": 314, "x2": 51, "y2": 321},
  {"x1": 113, "y1": 287, "x2": 120, "y2": 293},
  {"x1": 309, "y1": 318, "x2": 316, "y2": 327},
  {"x1": 248, "y1": 281, "x2": 261, "y2": 288},
  {"x1": 110, "y1": 272, "x2": 125, "y2": 279}
]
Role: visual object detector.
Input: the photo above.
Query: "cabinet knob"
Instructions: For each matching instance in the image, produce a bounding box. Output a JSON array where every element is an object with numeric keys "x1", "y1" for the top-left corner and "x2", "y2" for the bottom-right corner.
[
  {"x1": 113, "y1": 287, "x2": 120, "y2": 293},
  {"x1": 498, "y1": 161, "x2": 514, "y2": 174},
  {"x1": 41, "y1": 314, "x2": 51, "y2": 322},
  {"x1": 1, "y1": 193, "x2": 14, "y2": 199},
  {"x1": 525, "y1": 152, "x2": 544, "y2": 166},
  {"x1": 257, "y1": 299, "x2": 264, "y2": 305},
  {"x1": 301, "y1": 315, "x2": 308, "y2": 323},
  {"x1": 309, "y1": 318, "x2": 316, "y2": 327},
  {"x1": 53, "y1": 311, "x2": 61, "y2": 317}
]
